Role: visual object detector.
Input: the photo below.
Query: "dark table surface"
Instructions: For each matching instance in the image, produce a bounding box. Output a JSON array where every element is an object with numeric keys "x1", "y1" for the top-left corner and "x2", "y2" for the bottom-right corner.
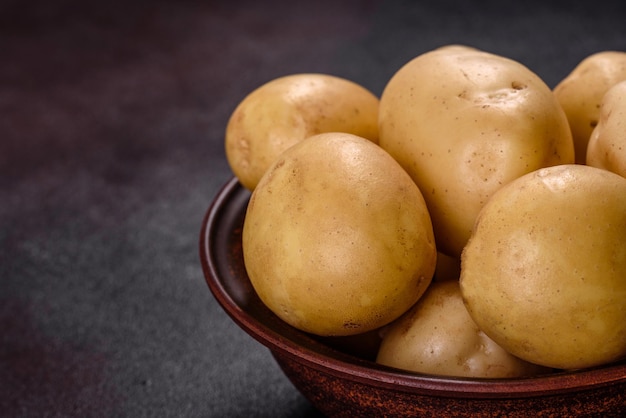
[{"x1": 2, "y1": 0, "x2": 625, "y2": 416}]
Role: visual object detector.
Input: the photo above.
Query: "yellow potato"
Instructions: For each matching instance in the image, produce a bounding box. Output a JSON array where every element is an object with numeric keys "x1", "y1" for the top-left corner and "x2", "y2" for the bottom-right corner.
[
  {"x1": 586, "y1": 80, "x2": 626, "y2": 178},
  {"x1": 460, "y1": 164, "x2": 626, "y2": 370},
  {"x1": 377, "y1": 280, "x2": 549, "y2": 378},
  {"x1": 225, "y1": 73, "x2": 379, "y2": 190},
  {"x1": 378, "y1": 46, "x2": 574, "y2": 257},
  {"x1": 554, "y1": 51, "x2": 626, "y2": 164},
  {"x1": 242, "y1": 132, "x2": 437, "y2": 337}
]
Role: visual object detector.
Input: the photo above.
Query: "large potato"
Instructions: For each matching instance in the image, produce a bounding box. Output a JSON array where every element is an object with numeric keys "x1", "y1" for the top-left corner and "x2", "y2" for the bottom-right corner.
[
  {"x1": 242, "y1": 132, "x2": 437, "y2": 337},
  {"x1": 379, "y1": 46, "x2": 574, "y2": 257},
  {"x1": 554, "y1": 51, "x2": 626, "y2": 164},
  {"x1": 586, "y1": 80, "x2": 626, "y2": 178},
  {"x1": 460, "y1": 164, "x2": 626, "y2": 370},
  {"x1": 377, "y1": 280, "x2": 549, "y2": 378},
  {"x1": 225, "y1": 74, "x2": 379, "y2": 190}
]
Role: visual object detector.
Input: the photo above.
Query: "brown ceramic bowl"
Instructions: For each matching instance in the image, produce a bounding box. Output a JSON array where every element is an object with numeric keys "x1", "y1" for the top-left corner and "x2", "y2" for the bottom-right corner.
[{"x1": 200, "y1": 177, "x2": 626, "y2": 417}]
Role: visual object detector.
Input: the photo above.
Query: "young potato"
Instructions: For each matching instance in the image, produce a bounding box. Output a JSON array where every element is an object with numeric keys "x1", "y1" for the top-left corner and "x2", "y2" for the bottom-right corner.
[
  {"x1": 554, "y1": 51, "x2": 626, "y2": 164},
  {"x1": 376, "y1": 280, "x2": 549, "y2": 378},
  {"x1": 225, "y1": 73, "x2": 379, "y2": 190},
  {"x1": 460, "y1": 164, "x2": 626, "y2": 370},
  {"x1": 586, "y1": 80, "x2": 626, "y2": 178},
  {"x1": 378, "y1": 46, "x2": 574, "y2": 258},
  {"x1": 242, "y1": 132, "x2": 437, "y2": 337}
]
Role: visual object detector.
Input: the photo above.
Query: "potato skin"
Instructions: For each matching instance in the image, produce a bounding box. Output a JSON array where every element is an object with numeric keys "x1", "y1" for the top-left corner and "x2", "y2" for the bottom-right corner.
[
  {"x1": 586, "y1": 80, "x2": 626, "y2": 178},
  {"x1": 554, "y1": 51, "x2": 626, "y2": 164},
  {"x1": 242, "y1": 132, "x2": 436, "y2": 337},
  {"x1": 225, "y1": 73, "x2": 379, "y2": 191},
  {"x1": 460, "y1": 164, "x2": 626, "y2": 370},
  {"x1": 376, "y1": 280, "x2": 549, "y2": 378},
  {"x1": 379, "y1": 46, "x2": 573, "y2": 257}
]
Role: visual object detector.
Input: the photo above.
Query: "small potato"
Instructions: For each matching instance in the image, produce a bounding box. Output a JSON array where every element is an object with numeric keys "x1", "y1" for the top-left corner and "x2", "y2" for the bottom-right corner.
[
  {"x1": 554, "y1": 51, "x2": 626, "y2": 164},
  {"x1": 379, "y1": 46, "x2": 574, "y2": 257},
  {"x1": 460, "y1": 164, "x2": 626, "y2": 370},
  {"x1": 586, "y1": 80, "x2": 626, "y2": 178},
  {"x1": 225, "y1": 74, "x2": 379, "y2": 190},
  {"x1": 376, "y1": 280, "x2": 549, "y2": 378},
  {"x1": 242, "y1": 132, "x2": 436, "y2": 337}
]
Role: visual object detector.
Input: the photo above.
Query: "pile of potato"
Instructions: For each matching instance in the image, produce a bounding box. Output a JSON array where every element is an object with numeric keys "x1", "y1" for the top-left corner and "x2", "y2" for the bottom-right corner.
[{"x1": 224, "y1": 45, "x2": 626, "y2": 378}]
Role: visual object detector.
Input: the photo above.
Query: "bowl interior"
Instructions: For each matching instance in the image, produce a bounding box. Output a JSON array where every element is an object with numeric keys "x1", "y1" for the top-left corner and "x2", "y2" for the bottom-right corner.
[{"x1": 200, "y1": 177, "x2": 626, "y2": 398}]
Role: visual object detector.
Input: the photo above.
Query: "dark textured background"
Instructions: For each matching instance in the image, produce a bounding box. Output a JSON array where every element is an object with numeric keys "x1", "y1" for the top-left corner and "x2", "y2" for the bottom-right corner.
[{"x1": 1, "y1": 0, "x2": 625, "y2": 416}]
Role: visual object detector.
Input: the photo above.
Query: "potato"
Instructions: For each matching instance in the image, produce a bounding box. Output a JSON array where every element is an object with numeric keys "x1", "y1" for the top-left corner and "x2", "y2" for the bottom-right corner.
[
  {"x1": 554, "y1": 51, "x2": 626, "y2": 164},
  {"x1": 376, "y1": 280, "x2": 549, "y2": 378},
  {"x1": 242, "y1": 132, "x2": 437, "y2": 337},
  {"x1": 460, "y1": 164, "x2": 626, "y2": 370},
  {"x1": 225, "y1": 73, "x2": 379, "y2": 190},
  {"x1": 378, "y1": 46, "x2": 574, "y2": 258},
  {"x1": 586, "y1": 80, "x2": 626, "y2": 178}
]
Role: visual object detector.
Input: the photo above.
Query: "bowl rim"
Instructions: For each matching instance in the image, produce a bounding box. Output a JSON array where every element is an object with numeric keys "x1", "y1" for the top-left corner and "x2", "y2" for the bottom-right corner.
[{"x1": 200, "y1": 176, "x2": 626, "y2": 399}]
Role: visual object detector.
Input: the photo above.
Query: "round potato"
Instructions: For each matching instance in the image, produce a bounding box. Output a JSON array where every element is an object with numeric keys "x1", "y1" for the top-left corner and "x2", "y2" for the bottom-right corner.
[
  {"x1": 377, "y1": 280, "x2": 549, "y2": 378},
  {"x1": 460, "y1": 164, "x2": 626, "y2": 370},
  {"x1": 378, "y1": 46, "x2": 574, "y2": 257},
  {"x1": 242, "y1": 132, "x2": 437, "y2": 337},
  {"x1": 586, "y1": 80, "x2": 626, "y2": 178},
  {"x1": 225, "y1": 73, "x2": 379, "y2": 190},
  {"x1": 554, "y1": 51, "x2": 626, "y2": 164}
]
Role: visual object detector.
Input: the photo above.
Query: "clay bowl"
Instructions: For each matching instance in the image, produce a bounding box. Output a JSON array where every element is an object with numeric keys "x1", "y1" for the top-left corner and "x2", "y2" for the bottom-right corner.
[{"x1": 200, "y1": 177, "x2": 626, "y2": 417}]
